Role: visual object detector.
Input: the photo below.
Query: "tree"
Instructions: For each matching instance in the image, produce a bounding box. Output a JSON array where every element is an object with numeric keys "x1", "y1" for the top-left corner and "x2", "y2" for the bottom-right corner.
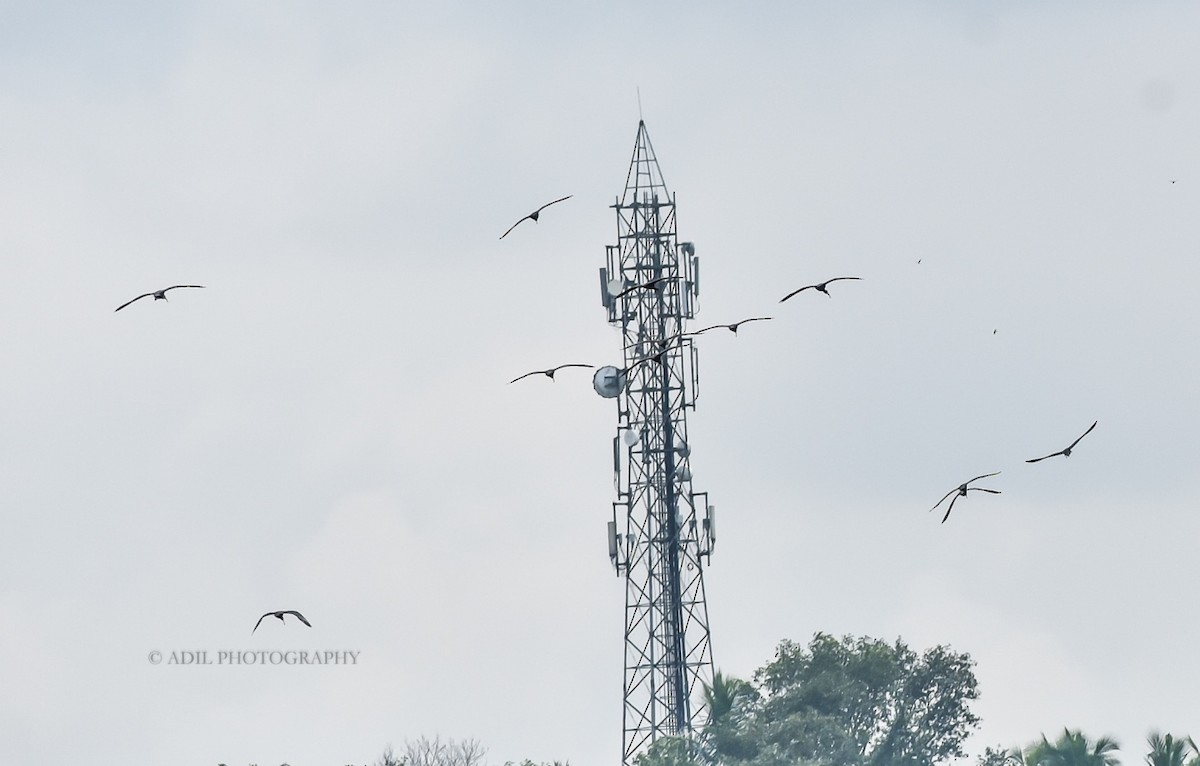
[
  {"x1": 391, "y1": 736, "x2": 486, "y2": 766},
  {"x1": 734, "y1": 633, "x2": 980, "y2": 766},
  {"x1": 702, "y1": 670, "x2": 761, "y2": 761},
  {"x1": 634, "y1": 736, "x2": 702, "y2": 766},
  {"x1": 977, "y1": 745, "x2": 1023, "y2": 766},
  {"x1": 703, "y1": 671, "x2": 757, "y2": 724},
  {"x1": 1024, "y1": 729, "x2": 1120, "y2": 766},
  {"x1": 1147, "y1": 733, "x2": 1192, "y2": 766}
]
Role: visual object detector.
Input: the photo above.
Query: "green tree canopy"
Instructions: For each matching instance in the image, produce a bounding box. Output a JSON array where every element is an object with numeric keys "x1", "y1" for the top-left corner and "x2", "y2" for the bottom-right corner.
[
  {"x1": 707, "y1": 632, "x2": 980, "y2": 766},
  {"x1": 1146, "y1": 733, "x2": 1195, "y2": 766},
  {"x1": 1023, "y1": 729, "x2": 1120, "y2": 766}
]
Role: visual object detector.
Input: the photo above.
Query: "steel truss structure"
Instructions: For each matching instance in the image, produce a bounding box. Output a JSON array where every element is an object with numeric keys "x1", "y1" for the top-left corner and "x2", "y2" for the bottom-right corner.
[{"x1": 599, "y1": 121, "x2": 717, "y2": 766}]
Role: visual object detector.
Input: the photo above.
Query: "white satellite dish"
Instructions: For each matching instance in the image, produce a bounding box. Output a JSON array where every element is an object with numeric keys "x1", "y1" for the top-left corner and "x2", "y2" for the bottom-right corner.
[
  {"x1": 607, "y1": 278, "x2": 626, "y2": 296},
  {"x1": 623, "y1": 429, "x2": 642, "y2": 447},
  {"x1": 593, "y1": 366, "x2": 627, "y2": 398}
]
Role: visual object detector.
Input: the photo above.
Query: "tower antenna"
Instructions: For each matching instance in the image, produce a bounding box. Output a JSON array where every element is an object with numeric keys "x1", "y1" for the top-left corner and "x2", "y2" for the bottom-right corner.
[{"x1": 596, "y1": 121, "x2": 715, "y2": 766}]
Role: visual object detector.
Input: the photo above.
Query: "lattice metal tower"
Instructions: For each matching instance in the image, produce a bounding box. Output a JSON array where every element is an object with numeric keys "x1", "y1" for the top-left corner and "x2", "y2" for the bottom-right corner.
[{"x1": 595, "y1": 121, "x2": 717, "y2": 766}]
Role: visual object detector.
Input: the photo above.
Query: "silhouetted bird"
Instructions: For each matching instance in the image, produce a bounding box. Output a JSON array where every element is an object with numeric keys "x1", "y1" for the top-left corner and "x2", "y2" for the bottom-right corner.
[
  {"x1": 1025, "y1": 421, "x2": 1098, "y2": 463},
  {"x1": 499, "y1": 195, "x2": 573, "y2": 239},
  {"x1": 252, "y1": 610, "x2": 312, "y2": 633},
  {"x1": 114, "y1": 285, "x2": 205, "y2": 312},
  {"x1": 929, "y1": 472, "x2": 1001, "y2": 524},
  {"x1": 509, "y1": 364, "x2": 595, "y2": 384},
  {"x1": 615, "y1": 276, "x2": 679, "y2": 299},
  {"x1": 695, "y1": 317, "x2": 772, "y2": 335},
  {"x1": 779, "y1": 277, "x2": 861, "y2": 302}
]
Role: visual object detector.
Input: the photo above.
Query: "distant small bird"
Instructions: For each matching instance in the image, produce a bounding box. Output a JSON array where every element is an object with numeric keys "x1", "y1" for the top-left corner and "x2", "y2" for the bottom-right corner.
[
  {"x1": 499, "y1": 195, "x2": 573, "y2": 239},
  {"x1": 694, "y1": 317, "x2": 773, "y2": 335},
  {"x1": 114, "y1": 285, "x2": 205, "y2": 312},
  {"x1": 929, "y1": 472, "x2": 1001, "y2": 523},
  {"x1": 252, "y1": 610, "x2": 312, "y2": 633},
  {"x1": 1025, "y1": 420, "x2": 1098, "y2": 463},
  {"x1": 779, "y1": 277, "x2": 861, "y2": 302},
  {"x1": 615, "y1": 276, "x2": 679, "y2": 299},
  {"x1": 509, "y1": 363, "x2": 595, "y2": 384}
]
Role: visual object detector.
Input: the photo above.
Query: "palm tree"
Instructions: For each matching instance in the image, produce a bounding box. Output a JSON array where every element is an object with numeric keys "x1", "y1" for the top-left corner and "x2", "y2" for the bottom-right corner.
[
  {"x1": 1185, "y1": 737, "x2": 1200, "y2": 766},
  {"x1": 1026, "y1": 729, "x2": 1121, "y2": 766},
  {"x1": 1146, "y1": 732, "x2": 1192, "y2": 766},
  {"x1": 700, "y1": 670, "x2": 753, "y2": 724}
]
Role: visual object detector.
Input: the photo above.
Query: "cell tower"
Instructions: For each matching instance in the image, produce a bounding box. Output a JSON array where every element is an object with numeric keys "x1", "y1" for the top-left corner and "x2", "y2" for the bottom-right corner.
[{"x1": 594, "y1": 121, "x2": 717, "y2": 766}]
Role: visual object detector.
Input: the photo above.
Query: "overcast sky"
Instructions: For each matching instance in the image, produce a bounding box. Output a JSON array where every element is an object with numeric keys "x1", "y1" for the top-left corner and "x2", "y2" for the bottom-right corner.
[{"x1": 2, "y1": 2, "x2": 1199, "y2": 765}]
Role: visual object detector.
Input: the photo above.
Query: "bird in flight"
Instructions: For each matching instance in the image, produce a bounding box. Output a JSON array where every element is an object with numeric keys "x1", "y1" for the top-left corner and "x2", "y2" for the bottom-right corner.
[
  {"x1": 509, "y1": 363, "x2": 595, "y2": 384},
  {"x1": 779, "y1": 277, "x2": 861, "y2": 302},
  {"x1": 625, "y1": 332, "x2": 690, "y2": 355},
  {"x1": 622, "y1": 346, "x2": 672, "y2": 374},
  {"x1": 929, "y1": 472, "x2": 1001, "y2": 524},
  {"x1": 615, "y1": 276, "x2": 679, "y2": 299},
  {"x1": 114, "y1": 285, "x2": 205, "y2": 312},
  {"x1": 499, "y1": 195, "x2": 573, "y2": 240},
  {"x1": 1025, "y1": 420, "x2": 1098, "y2": 463},
  {"x1": 252, "y1": 610, "x2": 312, "y2": 634},
  {"x1": 694, "y1": 317, "x2": 773, "y2": 335}
]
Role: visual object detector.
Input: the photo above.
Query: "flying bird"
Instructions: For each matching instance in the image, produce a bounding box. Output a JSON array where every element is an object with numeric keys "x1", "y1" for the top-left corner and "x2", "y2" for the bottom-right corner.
[
  {"x1": 252, "y1": 610, "x2": 312, "y2": 634},
  {"x1": 624, "y1": 346, "x2": 671, "y2": 373},
  {"x1": 499, "y1": 195, "x2": 573, "y2": 240},
  {"x1": 509, "y1": 363, "x2": 595, "y2": 384},
  {"x1": 779, "y1": 277, "x2": 861, "y2": 302},
  {"x1": 1025, "y1": 420, "x2": 1098, "y2": 463},
  {"x1": 929, "y1": 472, "x2": 1001, "y2": 524},
  {"x1": 114, "y1": 285, "x2": 205, "y2": 312},
  {"x1": 615, "y1": 276, "x2": 679, "y2": 299},
  {"x1": 694, "y1": 317, "x2": 773, "y2": 335}
]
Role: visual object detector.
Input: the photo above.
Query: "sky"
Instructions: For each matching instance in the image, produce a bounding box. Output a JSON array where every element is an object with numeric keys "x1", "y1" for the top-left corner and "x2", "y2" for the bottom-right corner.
[{"x1": 1, "y1": 2, "x2": 1199, "y2": 765}]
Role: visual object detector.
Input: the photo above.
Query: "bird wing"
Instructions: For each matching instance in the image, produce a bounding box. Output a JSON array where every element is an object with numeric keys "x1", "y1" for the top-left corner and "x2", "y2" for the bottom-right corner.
[
  {"x1": 779, "y1": 285, "x2": 815, "y2": 303},
  {"x1": 1025, "y1": 451, "x2": 1063, "y2": 463},
  {"x1": 284, "y1": 610, "x2": 312, "y2": 627},
  {"x1": 827, "y1": 276, "x2": 862, "y2": 284},
  {"x1": 729, "y1": 317, "x2": 772, "y2": 331},
  {"x1": 929, "y1": 488, "x2": 958, "y2": 512},
  {"x1": 252, "y1": 613, "x2": 270, "y2": 633},
  {"x1": 114, "y1": 293, "x2": 153, "y2": 312},
  {"x1": 1066, "y1": 420, "x2": 1099, "y2": 451},
  {"x1": 968, "y1": 488, "x2": 1002, "y2": 495},
  {"x1": 694, "y1": 325, "x2": 726, "y2": 334},
  {"x1": 551, "y1": 364, "x2": 595, "y2": 372},
  {"x1": 617, "y1": 281, "x2": 652, "y2": 299},
  {"x1": 966, "y1": 471, "x2": 1001, "y2": 484},
  {"x1": 508, "y1": 370, "x2": 544, "y2": 384},
  {"x1": 941, "y1": 493, "x2": 960, "y2": 523},
  {"x1": 164, "y1": 285, "x2": 206, "y2": 291},
  {"x1": 499, "y1": 215, "x2": 531, "y2": 240},
  {"x1": 534, "y1": 195, "x2": 573, "y2": 214}
]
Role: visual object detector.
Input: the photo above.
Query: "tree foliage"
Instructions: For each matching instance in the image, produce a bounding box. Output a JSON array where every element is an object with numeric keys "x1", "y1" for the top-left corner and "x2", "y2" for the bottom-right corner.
[
  {"x1": 1021, "y1": 729, "x2": 1120, "y2": 766},
  {"x1": 702, "y1": 632, "x2": 980, "y2": 766},
  {"x1": 1146, "y1": 733, "x2": 1198, "y2": 766}
]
